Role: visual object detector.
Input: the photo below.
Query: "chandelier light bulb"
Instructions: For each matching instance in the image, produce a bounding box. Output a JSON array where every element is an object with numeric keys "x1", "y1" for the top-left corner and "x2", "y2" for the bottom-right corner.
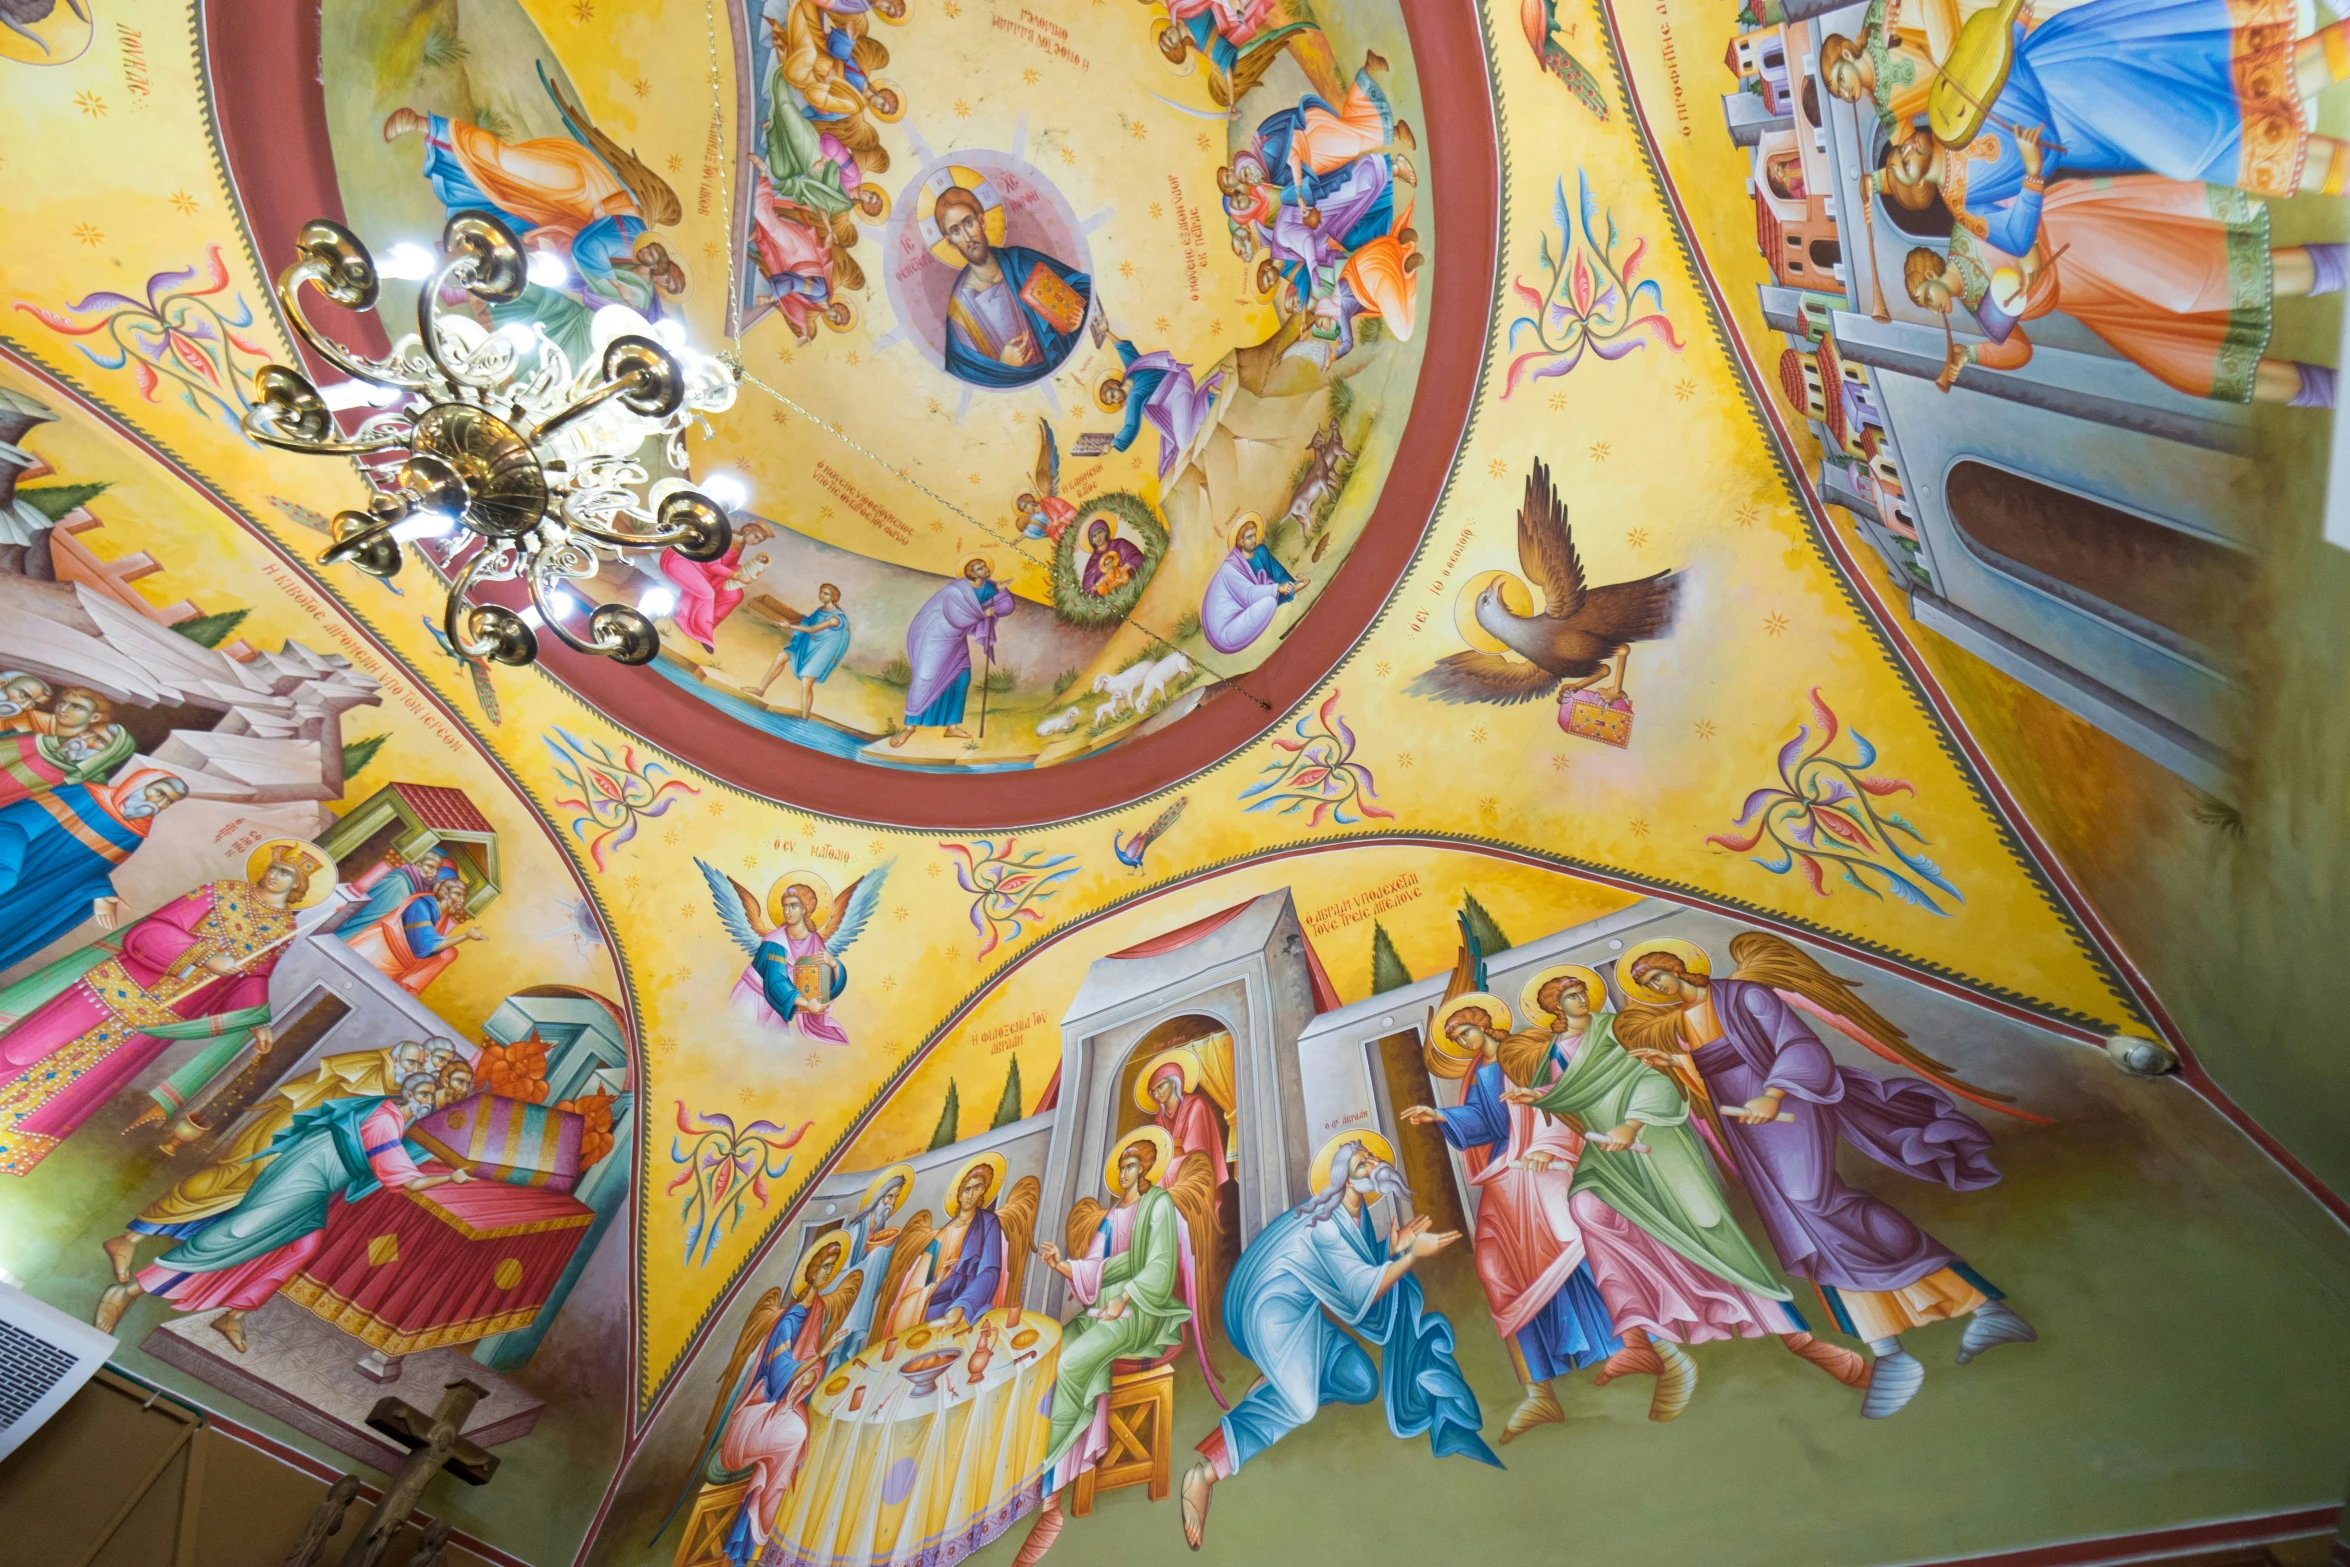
[
  {"x1": 378, "y1": 242, "x2": 437, "y2": 281},
  {"x1": 525, "y1": 249, "x2": 571, "y2": 288},
  {"x1": 699, "y1": 473, "x2": 749, "y2": 514},
  {"x1": 638, "y1": 585, "x2": 679, "y2": 619}
]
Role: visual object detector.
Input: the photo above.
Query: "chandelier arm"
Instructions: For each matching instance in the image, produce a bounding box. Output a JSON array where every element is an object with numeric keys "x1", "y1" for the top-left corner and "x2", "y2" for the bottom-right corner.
[
  {"x1": 524, "y1": 555, "x2": 613, "y2": 659},
  {"x1": 442, "y1": 546, "x2": 504, "y2": 661},
  {"x1": 528, "y1": 377, "x2": 640, "y2": 445},
  {"x1": 551, "y1": 510, "x2": 700, "y2": 552},
  {"x1": 242, "y1": 417, "x2": 411, "y2": 457},
  {"x1": 275, "y1": 264, "x2": 429, "y2": 392},
  {"x1": 416, "y1": 256, "x2": 505, "y2": 393}
]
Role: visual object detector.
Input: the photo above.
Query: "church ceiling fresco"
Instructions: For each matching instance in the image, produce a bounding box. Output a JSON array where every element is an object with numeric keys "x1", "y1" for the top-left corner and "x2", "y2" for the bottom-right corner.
[{"x1": 0, "y1": 1, "x2": 2345, "y2": 1566}]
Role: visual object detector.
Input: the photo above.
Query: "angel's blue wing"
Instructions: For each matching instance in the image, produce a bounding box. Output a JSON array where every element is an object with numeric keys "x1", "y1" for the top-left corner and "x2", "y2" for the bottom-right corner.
[
  {"x1": 695, "y1": 857, "x2": 766, "y2": 955},
  {"x1": 825, "y1": 859, "x2": 894, "y2": 958}
]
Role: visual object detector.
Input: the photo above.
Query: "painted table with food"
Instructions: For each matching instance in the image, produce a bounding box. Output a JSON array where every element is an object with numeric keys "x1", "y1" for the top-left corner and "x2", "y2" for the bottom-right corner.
[{"x1": 761, "y1": 1307, "x2": 1061, "y2": 1567}]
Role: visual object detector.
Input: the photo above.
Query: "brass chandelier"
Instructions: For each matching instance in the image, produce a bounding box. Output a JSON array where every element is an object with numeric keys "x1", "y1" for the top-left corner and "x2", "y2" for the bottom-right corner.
[{"x1": 243, "y1": 210, "x2": 738, "y2": 667}]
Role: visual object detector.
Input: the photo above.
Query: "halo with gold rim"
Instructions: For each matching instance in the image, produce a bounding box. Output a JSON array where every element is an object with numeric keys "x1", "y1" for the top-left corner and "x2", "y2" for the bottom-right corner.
[
  {"x1": 1431, "y1": 991, "x2": 1515, "y2": 1074},
  {"x1": 1615, "y1": 938, "x2": 1713, "y2": 1004},
  {"x1": 946, "y1": 1149, "x2": 1007, "y2": 1215},
  {"x1": 1132, "y1": 1046, "x2": 1201, "y2": 1112},
  {"x1": 795, "y1": 1230, "x2": 852, "y2": 1294},
  {"x1": 1104, "y1": 1126, "x2": 1174, "y2": 1191},
  {"x1": 766, "y1": 870, "x2": 836, "y2": 935},
  {"x1": 244, "y1": 838, "x2": 338, "y2": 910},
  {"x1": 1522, "y1": 964, "x2": 1609, "y2": 1026},
  {"x1": 1454, "y1": 570, "x2": 1535, "y2": 655},
  {"x1": 917, "y1": 165, "x2": 1007, "y2": 267},
  {"x1": 861, "y1": 1161, "x2": 917, "y2": 1216},
  {"x1": 1309, "y1": 1129, "x2": 1398, "y2": 1195},
  {"x1": 1227, "y1": 511, "x2": 1266, "y2": 551}
]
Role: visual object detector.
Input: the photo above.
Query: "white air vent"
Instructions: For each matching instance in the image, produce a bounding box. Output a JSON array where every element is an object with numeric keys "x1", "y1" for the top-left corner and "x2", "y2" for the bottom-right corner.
[{"x1": 0, "y1": 1280, "x2": 115, "y2": 1460}]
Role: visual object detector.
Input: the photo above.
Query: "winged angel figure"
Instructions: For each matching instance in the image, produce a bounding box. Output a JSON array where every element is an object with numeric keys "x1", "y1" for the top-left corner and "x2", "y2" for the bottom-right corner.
[
  {"x1": 875, "y1": 1151, "x2": 1041, "y2": 1334},
  {"x1": 697, "y1": 858, "x2": 893, "y2": 1046}
]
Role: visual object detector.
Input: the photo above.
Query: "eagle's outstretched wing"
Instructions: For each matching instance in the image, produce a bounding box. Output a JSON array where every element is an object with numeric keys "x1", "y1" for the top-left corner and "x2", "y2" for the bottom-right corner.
[
  {"x1": 1165, "y1": 1152, "x2": 1226, "y2": 1357},
  {"x1": 1034, "y1": 420, "x2": 1061, "y2": 498},
  {"x1": 1727, "y1": 931, "x2": 2048, "y2": 1122},
  {"x1": 996, "y1": 1176, "x2": 1041, "y2": 1306},
  {"x1": 873, "y1": 1209, "x2": 933, "y2": 1337},
  {"x1": 1063, "y1": 1196, "x2": 1108, "y2": 1261},
  {"x1": 1517, "y1": 459, "x2": 1588, "y2": 622},
  {"x1": 1405, "y1": 651, "x2": 1564, "y2": 706},
  {"x1": 825, "y1": 860, "x2": 893, "y2": 959},
  {"x1": 696, "y1": 858, "x2": 771, "y2": 955}
]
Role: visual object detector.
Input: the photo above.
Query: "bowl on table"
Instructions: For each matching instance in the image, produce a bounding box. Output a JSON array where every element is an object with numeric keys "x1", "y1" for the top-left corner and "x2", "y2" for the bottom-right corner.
[{"x1": 898, "y1": 1349, "x2": 962, "y2": 1396}]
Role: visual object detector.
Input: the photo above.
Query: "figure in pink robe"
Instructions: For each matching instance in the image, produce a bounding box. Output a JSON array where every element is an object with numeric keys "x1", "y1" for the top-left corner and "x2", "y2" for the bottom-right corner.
[
  {"x1": 1146, "y1": 1062, "x2": 1229, "y2": 1188},
  {"x1": 661, "y1": 523, "x2": 776, "y2": 653},
  {"x1": 0, "y1": 868, "x2": 300, "y2": 1176}
]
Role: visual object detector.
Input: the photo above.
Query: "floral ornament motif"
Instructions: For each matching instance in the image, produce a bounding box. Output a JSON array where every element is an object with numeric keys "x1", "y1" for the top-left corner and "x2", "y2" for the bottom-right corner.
[
  {"x1": 1707, "y1": 689, "x2": 1963, "y2": 914},
  {"x1": 941, "y1": 838, "x2": 1081, "y2": 961},
  {"x1": 1503, "y1": 171, "x2": 1683, "y2": 396},
  {"x1": 544, "y1": 726, "x2": 698, "y2": 871},
  {"x1": 14, "y1": 246, "x2": 271, "y2": 429},
  {"x1": 667, "y1": 1102, "x2": 811, "y2": 1266},
  {"x1": 1239, "y1": 689, "x2": 1396, "y2": 827}
]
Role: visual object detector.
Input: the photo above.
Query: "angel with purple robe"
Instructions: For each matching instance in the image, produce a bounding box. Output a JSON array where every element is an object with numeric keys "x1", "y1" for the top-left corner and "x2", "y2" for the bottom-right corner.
[
  {"x1": 1093, "y1": 339, "x2": 1225, "y2": 482},
  {"x1": 888, "y1": 558, "x2": 1014, "y2": 748},
  {"x1": 1616, "y1": 932, "x2": 2043, "y2": 1419}
]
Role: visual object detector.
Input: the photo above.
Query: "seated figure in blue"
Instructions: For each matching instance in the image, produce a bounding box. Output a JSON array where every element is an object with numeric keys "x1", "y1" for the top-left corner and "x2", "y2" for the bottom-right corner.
[{"x1": 932, "y1": 186, "x2": 1089, "y2": 390}]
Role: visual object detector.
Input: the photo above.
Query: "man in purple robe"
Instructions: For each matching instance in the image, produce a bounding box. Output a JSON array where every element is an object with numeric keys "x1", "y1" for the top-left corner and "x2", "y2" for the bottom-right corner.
[
  {"x1": 1200, "y1": 514, "x2": 1299, "y2": 655},
  {"x1": 887, "y1": 557, "x2": 1014, "y2": 749},
  {"x1": 1097, "y1": 339, "x2": 1224, "y2": 482},
  {"x1": 1626, "y1": 950, "x2": 2037, "y2": 1419}
]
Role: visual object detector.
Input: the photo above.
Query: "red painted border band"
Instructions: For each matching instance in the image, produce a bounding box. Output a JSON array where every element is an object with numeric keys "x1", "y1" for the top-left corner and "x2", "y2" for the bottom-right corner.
[{"x1": 202, "y1": 0, "x2": 1500, "y2": 831}]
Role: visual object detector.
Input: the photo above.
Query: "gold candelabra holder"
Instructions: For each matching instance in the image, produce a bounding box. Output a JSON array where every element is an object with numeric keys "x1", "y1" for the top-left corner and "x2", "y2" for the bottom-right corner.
[{"x1": 243, "y1": 208, "x2": 739, "y2": 667}]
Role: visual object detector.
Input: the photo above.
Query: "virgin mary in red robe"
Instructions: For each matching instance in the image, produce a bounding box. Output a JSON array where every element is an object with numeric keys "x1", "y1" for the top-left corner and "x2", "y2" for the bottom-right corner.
[{"x1": 660, "y1": 522, "x2": 776, "y2": 652}]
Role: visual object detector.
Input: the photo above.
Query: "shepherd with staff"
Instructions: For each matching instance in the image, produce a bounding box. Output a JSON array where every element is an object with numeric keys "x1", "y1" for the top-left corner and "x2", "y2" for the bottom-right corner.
[{"x1": 888, "y1": 555, "x2": 1016, "y2": 750}]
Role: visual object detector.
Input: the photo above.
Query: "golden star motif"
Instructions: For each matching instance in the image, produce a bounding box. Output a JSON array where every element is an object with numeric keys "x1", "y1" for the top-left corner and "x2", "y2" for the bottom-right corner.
[
  {"x1": 1548, "y1": 391, "x2": 1568, "y2": 411},
  {"x1": 1694, "y1": 720, "x2": 1717, "y2": 739},
  {"x1": 1373, "y1": 659, "x2": 1391, "y2": 677},
  {"x1": 1119, "y1": 260, "x2": 1135, "y2": 279},
  {"x1": 1589, "y1": 441, "x2": 1612, "y2": 462},
  {"x1": 1734, "y1": 502, "x2": 1762, "y2": 528},
  {"x1": 1129, "y1": 120, "x2": 1147, "y2": 141},
  {"x1": 1470, "y1": 726, "x2": 1488, "y2": 743},
  {"x1": 1023, "y1": 67, "x2": 1040, "y2": 85},
  {"x1": 572, "y1": 0, "x2": 593, "y2": 20},
  {"x1": 633, "y1": 78, "x2": 651, "y2": 98},
  {"x1": 893, "y1": 906, "x2": 909, "y2": 921},
  {"x1": 667, "y1": 154, "x2": 686, "y2": 174},
  {"x1": 1764, "y1": 612, "x2": 1791, "y2": 636},
  {"x1": 1626, "y1": 527, "x2": 1649, "y2": 549},
  {"x1": 945, "y1": 945, "x2": 961, "y2": 961},
  {"x1": 1061, "y1": 146, "x2": 1076, "y2": 166},
  {"x1": 168, "y1": 190, "x2": 199, "y2": 215},
  {"x1": 1629, "y1": 818, "x2": 1650, "y2": 838},
  {"x1": 1550, "y1": 754, "x2": 1571, "y2": 772},
  {"x1": 926, "y1": 397, "x2": 942, "y2": 414},
  {"x1": 1397, "y1": 751, "x2": 1415, "y2": 769},
  {"x1": 942, "y1": 0, "x2": 960, "y2": 14},
  {"x1": 71, "y1": 223, "x2": 104, "y2": 249},
  {"x1": 1154, "y1": 315, "x2": 1170, "y2": 333},
  {"x1": 806, "y1": 1051, "x2": 823, "y2": 1068},
  {"x1": 845, "y1": 350, "x2": 860, "y2": 366},
  {"x1": 1196, "y1": 132, "x2": 1211, "y2": 150},
  {"x1": 74, "y1": 90, "x2": 105, "y2": 117},
  {"x1": 1673, "y1": 376, "x2": 1698, "y2": 402},
  {"x1": 1148, "y1": 202, "x2": 1163, "y2": 220},
  {"x1": 702, "y1": 240, "x2": 724, "y2": 260},
  {"x1": 954, "y1": 99, "x2": 972, "y2": 118},
  {"x1": 1486, "y1": 458, "x2": 1507, "y2": 478},
  {"x1": 1208, "y1": 318, "x2": 1222, "y2": 336}
]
